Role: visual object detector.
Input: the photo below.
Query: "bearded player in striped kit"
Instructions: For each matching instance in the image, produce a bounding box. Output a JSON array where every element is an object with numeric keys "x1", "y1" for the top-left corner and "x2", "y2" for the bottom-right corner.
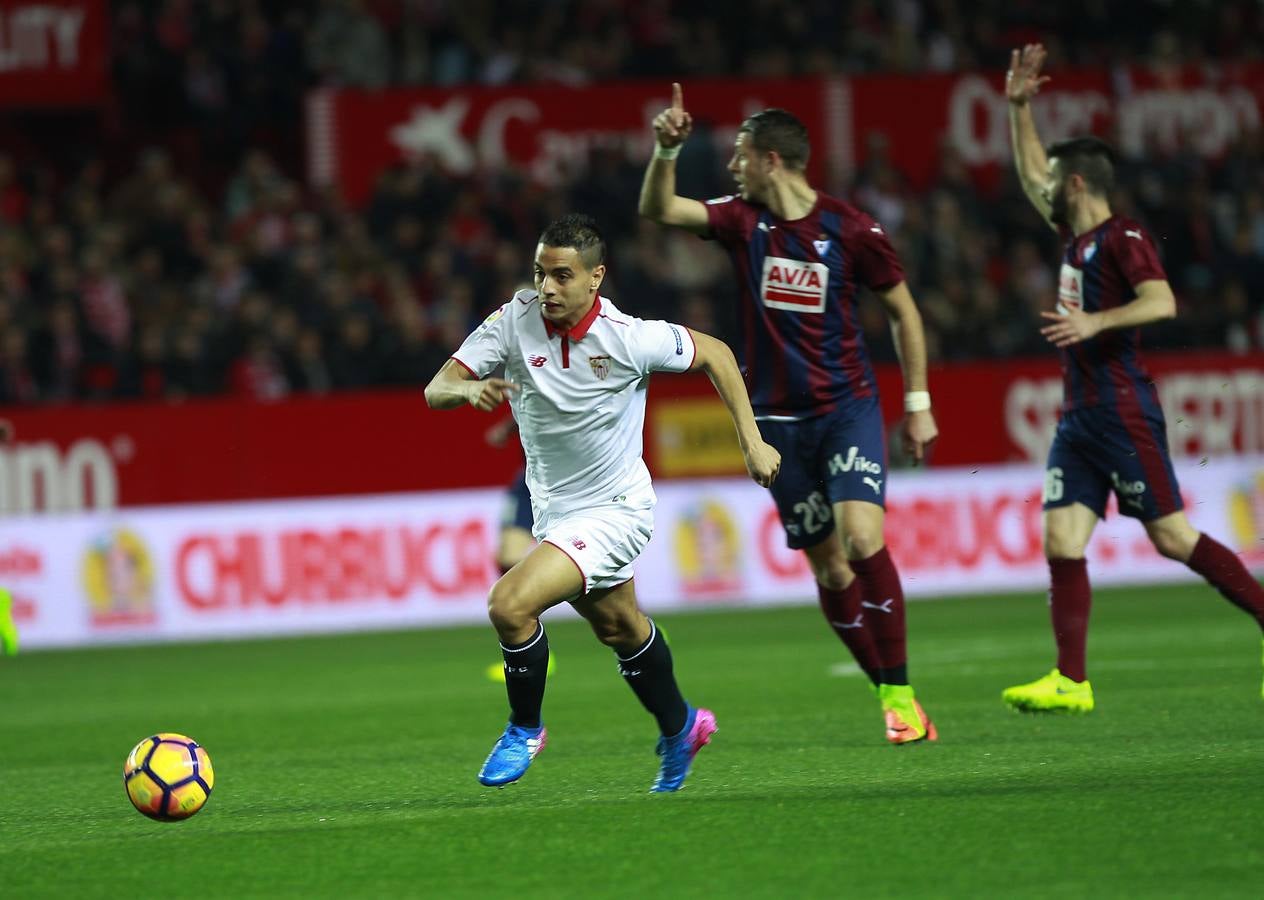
[{"x1": 1002, "y1": 44, "x2": 1264, "y2": 711}]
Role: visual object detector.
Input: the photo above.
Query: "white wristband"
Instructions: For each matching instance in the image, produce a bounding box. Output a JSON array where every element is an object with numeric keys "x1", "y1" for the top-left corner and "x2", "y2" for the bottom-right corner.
[
  {"x1": 654, "y1": 143, "x2": 681, "y2": 160},
  {"x1": 904, "y1": 391, "x2": 931, "y2": 413}
]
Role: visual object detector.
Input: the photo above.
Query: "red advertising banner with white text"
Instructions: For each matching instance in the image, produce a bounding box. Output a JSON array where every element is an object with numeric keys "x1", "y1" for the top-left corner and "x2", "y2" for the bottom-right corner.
[
  {"x1": 307, "y1": 77, "x2": 837, "y2": 206},
  {"x1": 848, "y1": 62, "x2": 1264, "y2": 190},
  {"x1": 649, "y1": 351, "x2": 1264, "y2": 475},
  {"x1": 0, "y1": 352, "x2": 1260, "y2": 513},
  {"x1": 308, "y1": 65, "x2": 1264, "y2": 203},
  {"x1": 0, "y1": 0, "x2": 109, "y2": 107},
  {"x1": 884, "y1": 351, "x2": 1264, "y2": 465},
  {"x1": 0, "y1": 388, "x2": 521, "y2": 513}
]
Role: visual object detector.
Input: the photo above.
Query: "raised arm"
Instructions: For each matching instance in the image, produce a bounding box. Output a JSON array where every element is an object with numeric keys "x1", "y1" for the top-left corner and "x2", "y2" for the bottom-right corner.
[
  {"x1": 638, "y1": 82, "x2": 710, "y2": 233},
  {"x1": 424, "y1": 359, "x2": 517, "y2": 411},
  {"x1": 875, "y1": 281, "x2": 939, "y2": 464},
  {"x1": 687, "y1": 329, "x2": 781, "y2": 487},
  {"x1": 1007, "y1": 44, "x2": 1055, "y2": 228}
]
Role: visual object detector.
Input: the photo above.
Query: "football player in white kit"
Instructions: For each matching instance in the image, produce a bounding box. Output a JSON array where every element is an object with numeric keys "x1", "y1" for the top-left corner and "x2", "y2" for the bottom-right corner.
[{"x1": 426, "y1": 214, "x2": 781, "y2": 792}]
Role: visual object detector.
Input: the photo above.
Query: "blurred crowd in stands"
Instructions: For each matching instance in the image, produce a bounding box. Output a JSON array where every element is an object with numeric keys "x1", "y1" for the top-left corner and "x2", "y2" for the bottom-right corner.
[{"x1": 0, "y1": 0, "x2": 1262, "y2": 405}]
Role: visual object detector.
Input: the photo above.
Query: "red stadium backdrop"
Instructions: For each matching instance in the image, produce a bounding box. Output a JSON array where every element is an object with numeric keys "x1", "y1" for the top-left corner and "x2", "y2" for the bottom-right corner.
[
  {"x1": 848, "y1": 62, "x2": 1264, "y2": 190},
  {"x1": 0, "y1": 0, "x2": 110, "y2": 107},
  {"x1": 307, "y1": 77, "x2": 839, "y2": 205},
  {"x1": 0, "y1": 351, "x2": 1259, "y2": 513},
  {"x1": 308, "y1": 64, "x2": 1264, "y2": 200},
  {"x1": 653, "y1": 351, "x2": 1264, "y2": 477}
]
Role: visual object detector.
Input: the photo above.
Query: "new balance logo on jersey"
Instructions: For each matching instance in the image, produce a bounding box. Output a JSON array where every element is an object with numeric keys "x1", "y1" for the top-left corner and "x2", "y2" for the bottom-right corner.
[
  {"x1": 863, "y1": 476, "x2": 883, "y2": 495},
  {"x1": 831, "y1": 614, "x2": 864, "y2": 630},
  {"x1": 568, "y1": 536, "x2": 587, "y2": 550},
  {"x1": 1125, "y1": 229, "x2": 1143, "y2": 240},
  {"x1": 829, "y1": 447, "x2": 883, "y2": 476},
  {"x1": 861, "y1": 599, "x2": 895, "y2": 614},
  {"x1": 761, "y1": 256, "x2": 828, "y2": 313},
  {"x1": 528, "y1": 355, "x2": 548, "y2": 367}
]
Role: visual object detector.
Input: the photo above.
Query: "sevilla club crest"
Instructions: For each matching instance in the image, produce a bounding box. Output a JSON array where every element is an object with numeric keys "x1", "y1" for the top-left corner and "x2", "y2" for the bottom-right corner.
[{"x1": 589, "y1": 355, "x2": 611, "y2": 380}]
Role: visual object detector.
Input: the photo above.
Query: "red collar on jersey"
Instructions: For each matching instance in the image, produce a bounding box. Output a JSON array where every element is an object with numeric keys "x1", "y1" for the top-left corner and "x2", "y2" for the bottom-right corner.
[{"x1": 543, "y1": 295, "x2": 602, "y2": 341}]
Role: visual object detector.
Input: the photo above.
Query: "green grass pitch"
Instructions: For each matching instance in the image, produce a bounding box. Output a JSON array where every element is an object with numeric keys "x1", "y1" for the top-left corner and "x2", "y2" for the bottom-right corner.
[{"x1": 2, "y1": 583, "x2": 1262, "y2": 898}]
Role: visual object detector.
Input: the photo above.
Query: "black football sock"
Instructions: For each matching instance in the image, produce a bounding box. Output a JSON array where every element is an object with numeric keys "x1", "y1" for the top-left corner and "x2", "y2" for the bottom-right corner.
[
  {"x1": 617, "y1": 619, "x2": 689, "y2": 736},
  {"x1": 500, "y1": 623, "x2": 549, "y2": 729},
  {"x1": 879, "y1": 663, "x2": 909, "y2": 686}
]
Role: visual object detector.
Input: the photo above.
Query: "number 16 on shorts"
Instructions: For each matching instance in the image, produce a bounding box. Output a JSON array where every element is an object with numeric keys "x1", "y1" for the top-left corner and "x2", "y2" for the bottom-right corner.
[{"x1": 1043, "y1": 466, "x2": 1064, "y2": 504}]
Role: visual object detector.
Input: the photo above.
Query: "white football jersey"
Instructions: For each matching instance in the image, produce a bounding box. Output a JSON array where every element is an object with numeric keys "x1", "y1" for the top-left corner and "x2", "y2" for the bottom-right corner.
[{"x1": 452, "y1": 291, "x2": 697, "y2": 517}]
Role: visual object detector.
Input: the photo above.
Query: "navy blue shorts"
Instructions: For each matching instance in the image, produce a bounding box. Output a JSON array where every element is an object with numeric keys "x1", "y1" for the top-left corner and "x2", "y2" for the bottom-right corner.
[
  {"x1": 1043, "y1": 406, "x2": 1183, "y2": 521},
  {"x1": 499, "y1": 468, "x2": 534, "y2": 532},
  {"x1": 758, "y1": 399, "x2": 888, "y2": 550}
]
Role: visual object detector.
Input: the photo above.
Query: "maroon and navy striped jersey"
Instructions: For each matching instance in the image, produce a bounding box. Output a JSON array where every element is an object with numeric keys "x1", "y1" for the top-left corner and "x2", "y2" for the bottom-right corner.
[
  {"x1": 1055, "y1": 216, "x2": 1168, "y2": 414},
  {"x1": 704, "y1": 192, "x2": 904, "y2": 418}
]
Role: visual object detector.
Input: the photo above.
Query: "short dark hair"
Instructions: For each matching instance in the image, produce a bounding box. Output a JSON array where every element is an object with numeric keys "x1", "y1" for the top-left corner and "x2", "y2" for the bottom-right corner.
[
  {"x1": 739, "y1": 108, "x2": 811, "y2": 171},
  {"x1": 539, "y1": 213, "x2": 605, "y2": 269},
  {"x1": 1047, "y1": 136, "x2": 1117, "y2": 196}
]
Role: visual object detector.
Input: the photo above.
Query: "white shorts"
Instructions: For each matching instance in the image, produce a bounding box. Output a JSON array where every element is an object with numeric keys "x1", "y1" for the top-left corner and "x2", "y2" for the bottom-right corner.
[{"x1": 534, "y1": 493, "x2": 655, "y2": 595}]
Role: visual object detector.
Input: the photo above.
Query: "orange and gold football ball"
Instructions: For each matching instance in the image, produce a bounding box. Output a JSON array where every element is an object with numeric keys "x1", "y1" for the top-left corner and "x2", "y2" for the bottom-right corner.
[{"x1": 123, "y1": 733, "x2": 214, "y2": 821}]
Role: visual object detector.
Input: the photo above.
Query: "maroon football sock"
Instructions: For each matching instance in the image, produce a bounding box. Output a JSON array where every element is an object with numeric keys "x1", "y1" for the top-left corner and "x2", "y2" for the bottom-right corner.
[
  {"x1": 1187, "y1": 533, "x2": 1264, "y2": 629},
  {"x1": 849, "y1": 547, "x2": 908, "y2": 678},
  {"x1": 817, "y1": 580, "x2": 881, "y2": 685},
  {"x1": 1049, "y1": 557, "x2": 1092, "y2": 683}
]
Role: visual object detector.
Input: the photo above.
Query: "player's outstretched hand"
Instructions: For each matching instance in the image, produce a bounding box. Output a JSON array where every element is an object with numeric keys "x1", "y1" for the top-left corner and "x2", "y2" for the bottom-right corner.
[
  {"x1": 903, "y1": 410, "x2": 938, "y2": 466},
  {"x1": 743, "y1": 439, "x2": 781, "y2": 488},
  {"x1": 652, "y1": 82, "x2": 693, "y2": 149},
  {"x1": 467, "y1": 377, "x2": 517, "y2": 412},
  {"x1": 1006, "y1": 44, "x2": 1051, "y2": 105},
  {"x1": 1040, "y1": 308, "x2": 1101, "y2": 348}
]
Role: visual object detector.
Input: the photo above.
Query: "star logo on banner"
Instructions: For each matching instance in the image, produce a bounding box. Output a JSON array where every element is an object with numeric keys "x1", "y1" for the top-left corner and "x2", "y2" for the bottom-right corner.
[{"x1": 389, "y1": 99, "x2": 476, "y2": 173}]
